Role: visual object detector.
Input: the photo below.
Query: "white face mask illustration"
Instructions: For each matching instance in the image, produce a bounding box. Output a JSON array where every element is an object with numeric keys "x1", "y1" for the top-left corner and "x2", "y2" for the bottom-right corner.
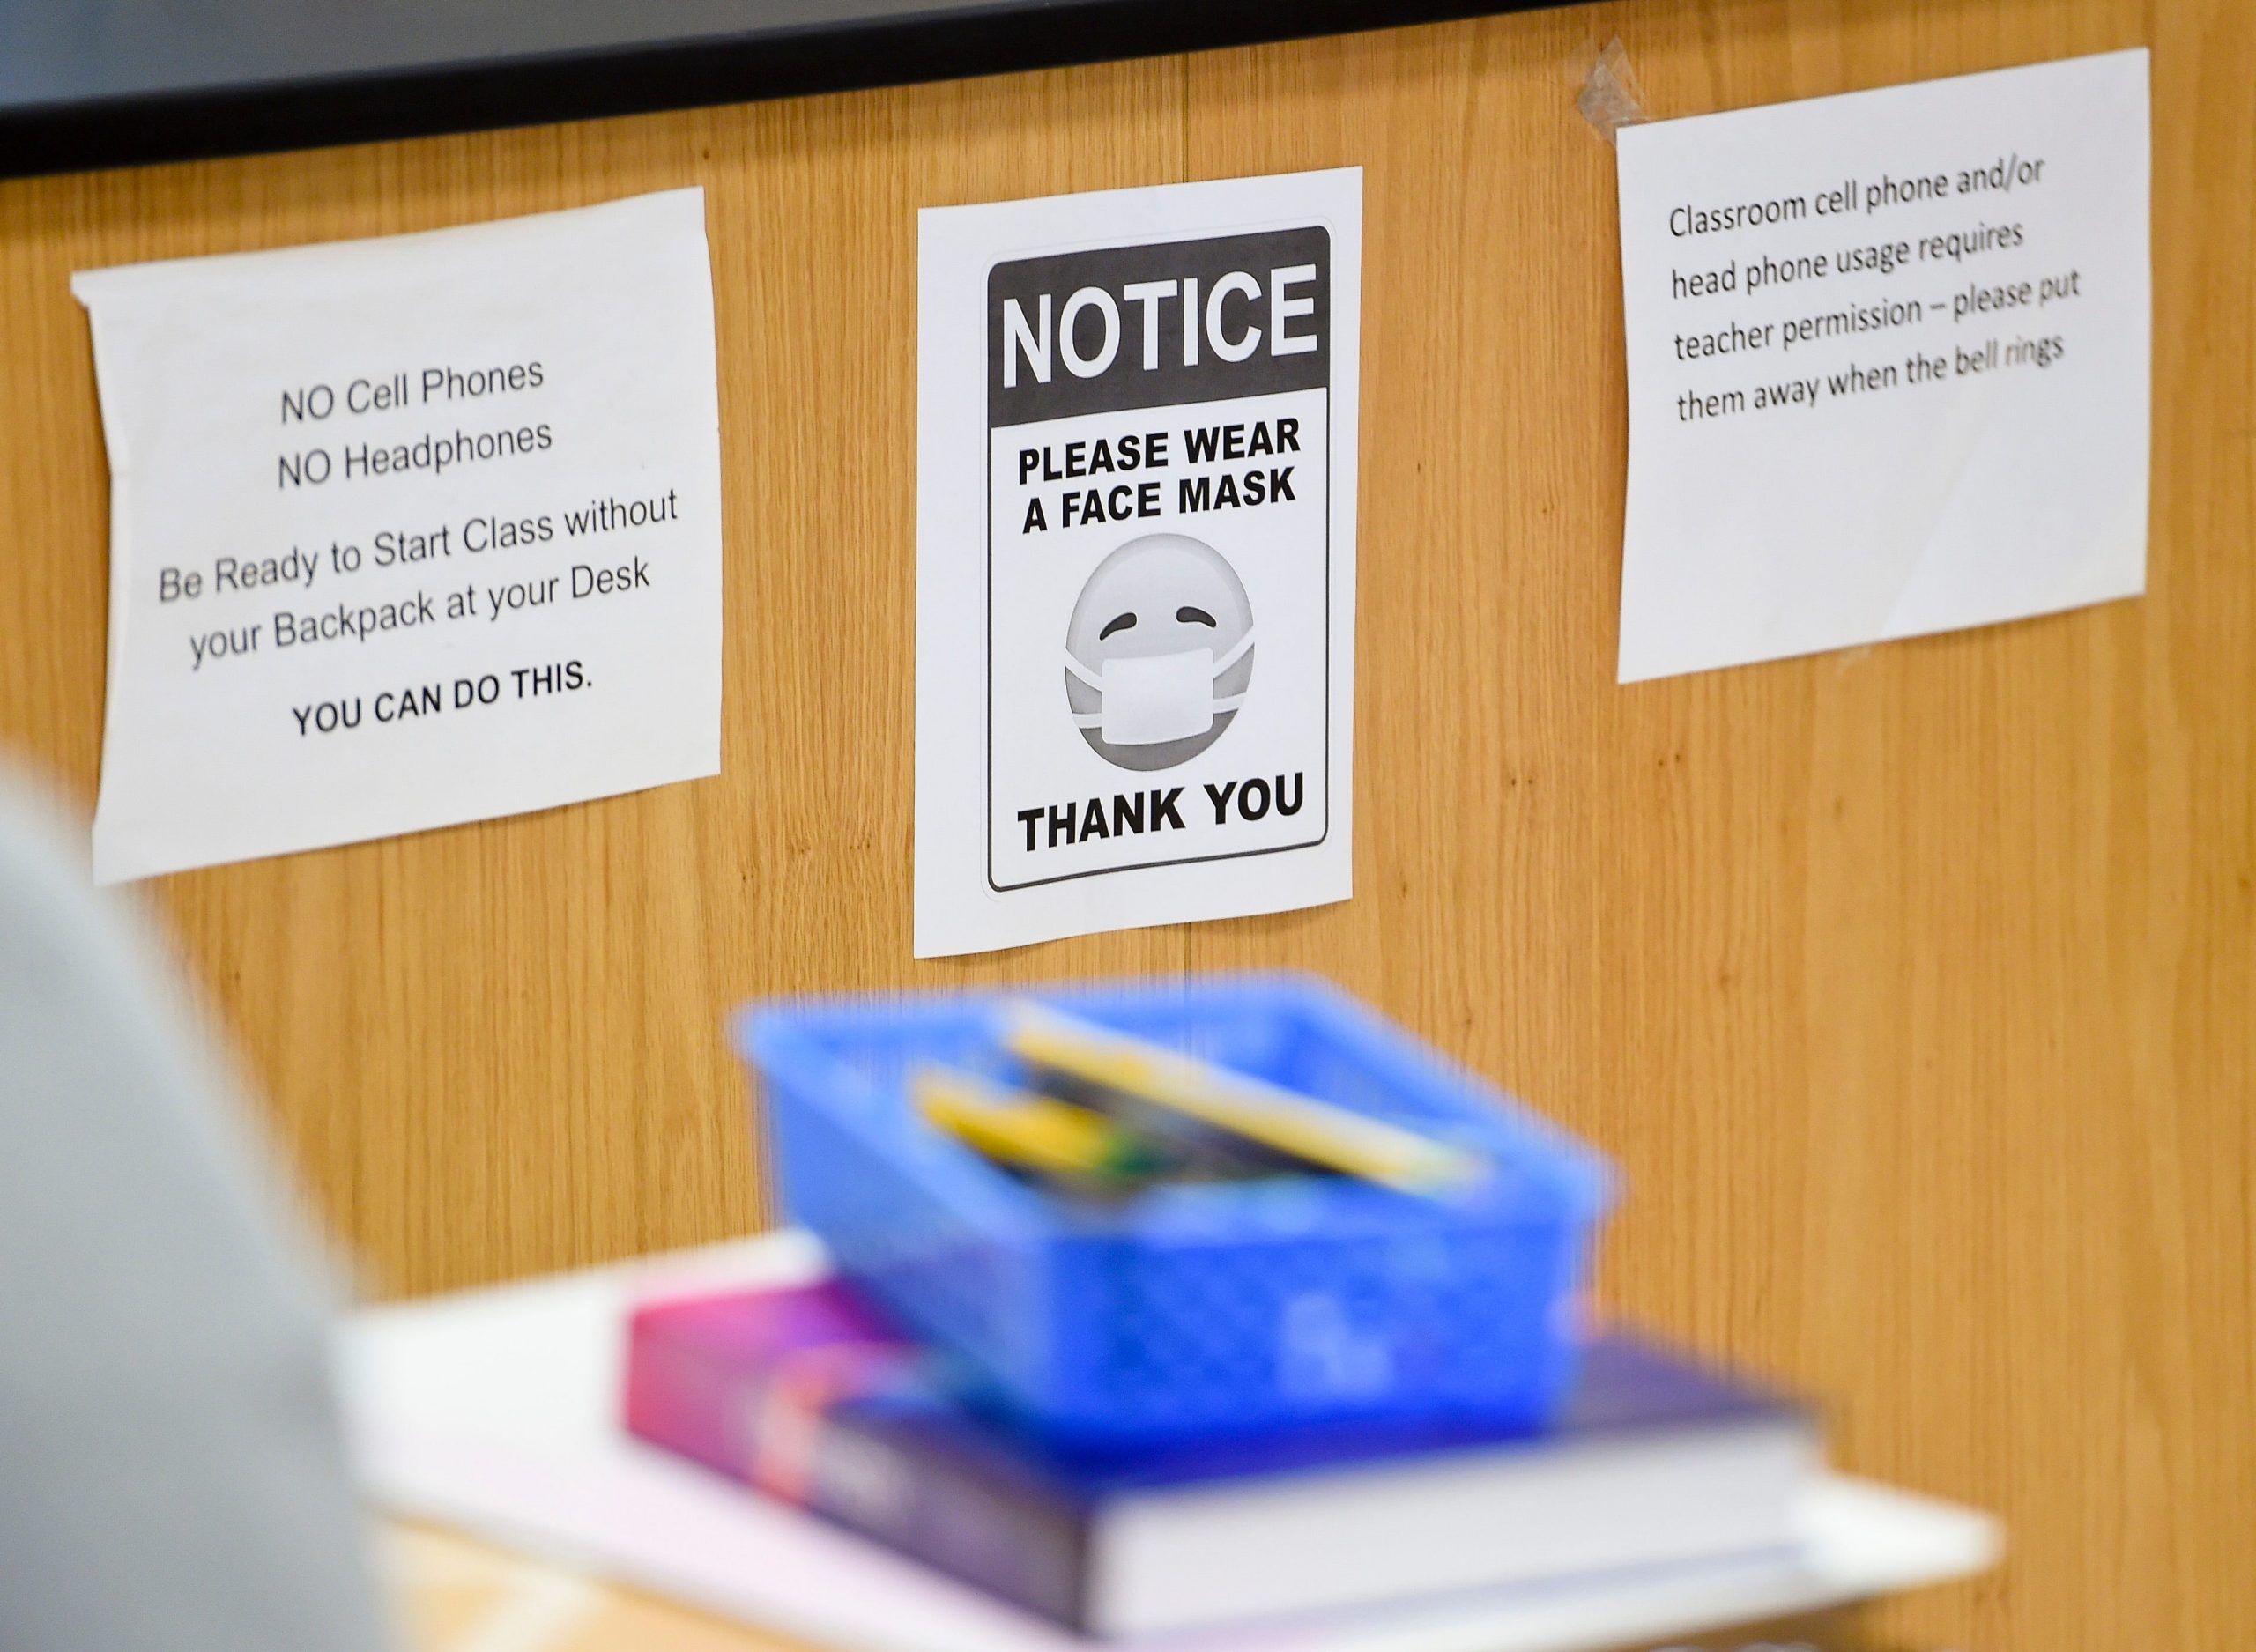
[
  {"x1": 1065, "y1": 629, "x2": 1256, "y2": 746},
  {"x1": 1062, "y1": 534, "x2": 1257, "y2": 771}
]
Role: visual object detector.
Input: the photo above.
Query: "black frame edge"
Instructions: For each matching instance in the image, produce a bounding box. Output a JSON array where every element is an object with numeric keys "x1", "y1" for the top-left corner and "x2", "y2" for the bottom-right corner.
[{"x1": 0, "y1": 0, "x2": 1561, "y2": 181}]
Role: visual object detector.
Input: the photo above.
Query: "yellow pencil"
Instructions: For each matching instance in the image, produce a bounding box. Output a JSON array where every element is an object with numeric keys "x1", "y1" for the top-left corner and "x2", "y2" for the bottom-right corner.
[{"x1": 912, "y1": 1064, "x2": 1161, "y2": 1185}]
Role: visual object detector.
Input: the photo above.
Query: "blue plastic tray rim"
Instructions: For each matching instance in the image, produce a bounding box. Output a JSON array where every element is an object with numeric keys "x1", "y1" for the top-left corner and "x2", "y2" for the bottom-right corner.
[{"x1": 738, "y1": 972, "x2": 1615, "y2": 1236}]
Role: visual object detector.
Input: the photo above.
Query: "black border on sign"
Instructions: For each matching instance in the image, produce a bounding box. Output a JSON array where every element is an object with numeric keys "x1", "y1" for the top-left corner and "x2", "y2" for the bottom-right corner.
[{"x1": 985, "y1": 383, "x2": 1332, "y2": 894}]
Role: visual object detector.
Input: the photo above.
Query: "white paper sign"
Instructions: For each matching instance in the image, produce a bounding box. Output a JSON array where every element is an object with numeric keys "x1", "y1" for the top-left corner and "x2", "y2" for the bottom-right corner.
[
  {"x1": 1615, "y1": 50, "x2": 2150, "y2": 682},
  {"x1": 916, "y1": 170, "x2": 1361, "y2": 957},
  {"x1": 73, "y1": 189, "x2": 723, "y2": 881}
]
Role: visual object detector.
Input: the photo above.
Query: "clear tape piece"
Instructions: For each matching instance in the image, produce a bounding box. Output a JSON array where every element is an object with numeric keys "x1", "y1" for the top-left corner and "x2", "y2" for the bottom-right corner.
[{"x1": 1577, "y1": 37, "x2": 1651, "y2": 145}]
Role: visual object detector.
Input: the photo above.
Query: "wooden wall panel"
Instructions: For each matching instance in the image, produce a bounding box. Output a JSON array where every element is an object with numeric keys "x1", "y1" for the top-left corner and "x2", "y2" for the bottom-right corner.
[{"x1": 0, "y1": 4, "x2": 2249, "y2": 1648}]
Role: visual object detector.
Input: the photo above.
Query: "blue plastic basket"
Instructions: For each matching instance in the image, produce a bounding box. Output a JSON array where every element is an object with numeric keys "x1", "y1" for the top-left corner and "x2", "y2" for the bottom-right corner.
[{"x1": 738, "y1": 975, "x2": 1614, "y2": 1444}]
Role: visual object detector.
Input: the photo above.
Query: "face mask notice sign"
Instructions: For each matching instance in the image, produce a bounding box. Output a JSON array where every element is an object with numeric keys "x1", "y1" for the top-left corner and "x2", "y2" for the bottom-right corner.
[{"x1": 916, "y1": 170, "x2": 1361, "y2": 957}]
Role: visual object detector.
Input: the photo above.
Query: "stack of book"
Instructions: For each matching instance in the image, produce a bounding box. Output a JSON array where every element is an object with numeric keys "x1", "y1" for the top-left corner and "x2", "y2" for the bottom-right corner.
[
  {"x1": 636, "y1": 985, "x2": 1829, "y2": 1638},
  {"x1": 624, "y1": 1278, "x2": 1819, "y2": 1639}
]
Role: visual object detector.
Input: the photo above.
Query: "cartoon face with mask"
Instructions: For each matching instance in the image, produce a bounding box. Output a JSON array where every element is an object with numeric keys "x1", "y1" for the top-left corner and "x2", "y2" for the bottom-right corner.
[{"x1": 1064, "y1": 533, "x2": 1254, "y2": 771}]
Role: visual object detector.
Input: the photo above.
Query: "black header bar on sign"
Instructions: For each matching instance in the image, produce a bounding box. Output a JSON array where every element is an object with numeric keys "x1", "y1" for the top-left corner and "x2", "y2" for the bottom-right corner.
[{"x1": 987, "y1": 227, "x2": 1330, "y2": 428}]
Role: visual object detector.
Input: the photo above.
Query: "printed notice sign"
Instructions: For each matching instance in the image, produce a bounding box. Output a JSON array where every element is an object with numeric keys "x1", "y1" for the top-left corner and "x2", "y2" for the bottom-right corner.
[
  {"x1": 1615, "y1": 50, "x2": 2150, "y2": 682},
  {"x1": 916, "y1": 170, "x2": 1361, "y2": 957},
  {"x1": 73, "y1": 189, "x2": 722, "y2": 882}
]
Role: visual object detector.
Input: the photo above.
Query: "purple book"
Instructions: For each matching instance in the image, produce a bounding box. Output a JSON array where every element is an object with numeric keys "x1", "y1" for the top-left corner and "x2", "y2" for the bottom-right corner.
[{"x1": 624, "y1": 1281, "x2": 1815, "y2": 1639}]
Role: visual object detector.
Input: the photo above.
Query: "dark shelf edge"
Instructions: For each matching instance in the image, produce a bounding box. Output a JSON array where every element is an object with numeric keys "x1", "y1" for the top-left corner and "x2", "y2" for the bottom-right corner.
[{"x1": 0, "y1": 0, "x2": 1566, "y2": 181}]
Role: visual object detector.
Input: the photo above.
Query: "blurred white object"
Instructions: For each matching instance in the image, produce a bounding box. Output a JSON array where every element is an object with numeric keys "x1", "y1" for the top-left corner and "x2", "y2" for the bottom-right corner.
[
  {"x1": 0, "y1": 772, "x2": 390, "y2": 1652},
  {"x1": 342, "y1": 1233, "x2": 2003, "y2": 1652}
]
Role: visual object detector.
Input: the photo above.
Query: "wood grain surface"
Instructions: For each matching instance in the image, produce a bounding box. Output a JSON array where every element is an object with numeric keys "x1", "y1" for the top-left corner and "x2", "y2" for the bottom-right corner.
[{"x1": 0, "y1": 4, "x2": 2248, "y2": 1649}]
